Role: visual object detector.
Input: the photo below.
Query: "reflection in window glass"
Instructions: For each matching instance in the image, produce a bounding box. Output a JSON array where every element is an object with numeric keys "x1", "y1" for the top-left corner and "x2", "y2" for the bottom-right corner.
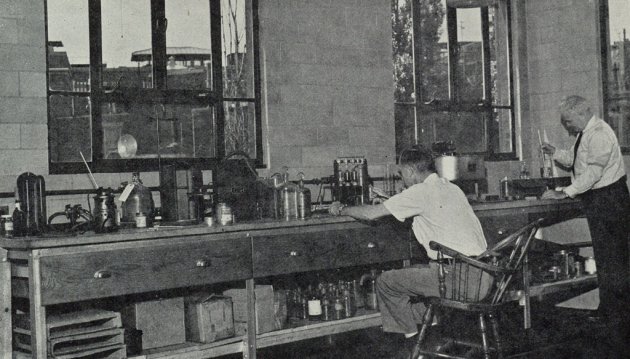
[
  {"x1": 224, "y1": 101, "x2": 256, "y2": 158},
  {"x1": 166, "y1": 0, "x2": 212, "y2": 89},
  {"x1": 490, "y1": 6, "x2": 511, "y2": 107},
  {"x1": 392, "y1": 0, "x2": 414, "y2": 103},
  {"x1": 102, "y1": 0, "x2": 152, "y2": 89},
  {"x1": 456, "y1": 8, "x2": 483, "y2": 103},
  {"x1": 222, "y1": 0, "x2": 255, "y2": 98},
  {"x1": 46, "y1": 0, "x2": 90, "y2": 92},
  {"x1": 417, "y1": 0, "x2": 447, "y2": 103},
  {"x1": 101, "y1": 102, "x2": 216, "y2": 159},
  {"x1": 605, "y1": 0, "x2": 630, "y2": 147},
  {"x1": 49, "y1": 95, "x2": 92, "y2": 162}
]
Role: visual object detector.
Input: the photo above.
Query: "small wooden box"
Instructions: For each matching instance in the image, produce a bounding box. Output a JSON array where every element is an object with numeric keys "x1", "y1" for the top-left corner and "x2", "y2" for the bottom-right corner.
[
  {"x1": 185, "y1": 294, "x2": 235, "y2": 343},
  {"x1": 122, "y1": 297, "x2": 185, "y2": 350},
  {"x1": 223, "y1": 285, "x2": 276, "y2": 334}
]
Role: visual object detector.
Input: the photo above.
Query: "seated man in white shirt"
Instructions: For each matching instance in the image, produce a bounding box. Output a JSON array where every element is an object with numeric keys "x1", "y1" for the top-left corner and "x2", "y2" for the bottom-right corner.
[{"x1": 330, "y1": 146, "x2": 489, "y2": 352}]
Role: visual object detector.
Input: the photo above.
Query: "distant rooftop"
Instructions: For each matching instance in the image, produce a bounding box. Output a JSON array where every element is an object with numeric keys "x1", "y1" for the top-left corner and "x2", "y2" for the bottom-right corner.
[{"x1": 131, "y1": 47, "x2": 212, "y2": 62}]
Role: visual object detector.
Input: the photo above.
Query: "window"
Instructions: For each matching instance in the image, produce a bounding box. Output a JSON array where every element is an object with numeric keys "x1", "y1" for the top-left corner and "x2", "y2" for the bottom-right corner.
[
  {"x1": 46, "y1": 0, "x2": 261, "y2": 173},
  {"x1": 392, "y1": 0, "x2": 514, "y2": 159},
  {"x1": 602, "y1": 0, "x2": 630, "y2": 149}
]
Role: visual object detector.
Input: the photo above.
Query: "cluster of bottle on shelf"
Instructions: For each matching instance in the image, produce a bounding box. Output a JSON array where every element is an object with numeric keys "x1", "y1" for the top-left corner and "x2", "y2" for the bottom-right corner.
[
  {"x1": 287, "y1": 270, "x2": 379, "y2": 322},
  {"x1": 332, "y1": 157, "x2": 370, "y2": 206}
]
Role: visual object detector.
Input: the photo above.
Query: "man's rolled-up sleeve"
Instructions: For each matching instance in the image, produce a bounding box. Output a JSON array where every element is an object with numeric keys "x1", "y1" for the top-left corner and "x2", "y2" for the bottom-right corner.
[{"x1": 383, "y1": 187, "x2": 425, "y2": 222}]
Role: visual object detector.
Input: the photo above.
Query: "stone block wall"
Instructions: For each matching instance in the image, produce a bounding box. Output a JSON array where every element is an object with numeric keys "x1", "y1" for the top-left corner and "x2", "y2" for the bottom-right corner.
[
  {"x1": 258, "y1": 0, "x2": 396, "y2": 181},
  {"x1": 523, "y1": 0, "x2": 603, "y2": 175}
]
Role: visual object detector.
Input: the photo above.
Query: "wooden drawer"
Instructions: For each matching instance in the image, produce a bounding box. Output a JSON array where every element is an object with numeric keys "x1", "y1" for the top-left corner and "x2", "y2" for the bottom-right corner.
[
  {"x1": 253, "y1": 226, "x2": 410, "y2": 277},
  {"x1": 479, "y1": 215, "x2": 528, "y2": 247},
  {"x1": 38, "y1": 236, "x2": 252, "y2": 305}
]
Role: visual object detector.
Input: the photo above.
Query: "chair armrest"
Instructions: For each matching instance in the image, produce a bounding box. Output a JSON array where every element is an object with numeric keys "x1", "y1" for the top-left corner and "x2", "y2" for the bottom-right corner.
[{"x1": 428, "y1": 241, "x2": 509, "y2": 274}]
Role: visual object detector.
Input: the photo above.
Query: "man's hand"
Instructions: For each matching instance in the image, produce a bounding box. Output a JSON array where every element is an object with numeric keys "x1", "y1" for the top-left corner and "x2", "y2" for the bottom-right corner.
[
  {"x1": 541, "y1": 189, "x2": 568, "y2": 200},
  {"x1": 370, "y1": 186, "x2": 390, "y2": 199},
  {"x1": 541, "y1": 142, "x2": 556, "y2": 155}
]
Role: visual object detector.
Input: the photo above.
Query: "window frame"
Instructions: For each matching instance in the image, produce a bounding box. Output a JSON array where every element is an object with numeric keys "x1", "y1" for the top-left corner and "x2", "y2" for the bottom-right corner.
[
  {"x1": 45, "y1": 0, "x2": 263, "y2": 174},
  {"x1": 397, "y1": 0, "x2": 516, "y2": 160},
  {"x1": 599, "y1": 0, "x2": 630, "y2": 154}
]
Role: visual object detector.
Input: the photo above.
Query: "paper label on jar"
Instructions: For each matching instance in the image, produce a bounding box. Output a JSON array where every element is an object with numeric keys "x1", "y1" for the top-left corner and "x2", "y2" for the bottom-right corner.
[
  {"x1": 308, "y1": 299, "x2": 322, "y2": 315},
  {"x1": 4, "y1": 222, "x2": 13, "y2": 231},
  {"x1": 118, "y1": 183, "x2": 135, "y2": 202}
]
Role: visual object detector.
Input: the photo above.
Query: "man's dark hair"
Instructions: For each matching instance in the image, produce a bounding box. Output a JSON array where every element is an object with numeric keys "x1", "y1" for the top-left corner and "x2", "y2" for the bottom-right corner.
[{"x1": 398, "y1": 145, "x2": 436, "y2": 173}]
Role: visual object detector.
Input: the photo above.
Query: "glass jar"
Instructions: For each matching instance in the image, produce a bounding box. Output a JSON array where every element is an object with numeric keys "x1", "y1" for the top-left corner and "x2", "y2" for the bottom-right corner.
[
  {"x1": 1, "y1": 215, "x2": 14, "y2": 238},
  {"x1": 135, "y1": 212, "x2": 147, "y2": 228}
]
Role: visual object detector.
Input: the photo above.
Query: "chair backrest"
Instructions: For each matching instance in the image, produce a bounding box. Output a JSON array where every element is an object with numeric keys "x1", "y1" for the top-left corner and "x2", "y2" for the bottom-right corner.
[{"x1": 435, "y1": 218, "x2": 544, "y2": 304}]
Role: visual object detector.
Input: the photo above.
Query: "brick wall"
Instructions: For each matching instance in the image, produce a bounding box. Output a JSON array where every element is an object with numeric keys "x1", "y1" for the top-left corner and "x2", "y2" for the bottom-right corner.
[
  {"x1": 523, "y1": 0, "x2": 603, "y2": 175},
  {"x1": 258, "y1": 0, "x2": 396, "y2": 180}
]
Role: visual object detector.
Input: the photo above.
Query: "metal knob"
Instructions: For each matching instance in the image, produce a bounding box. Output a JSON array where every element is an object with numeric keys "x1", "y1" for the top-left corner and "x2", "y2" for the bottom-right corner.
[
  {"x1": 289, "y1": 250, "x2": 300, "y2": 257},
  {"x1": 196, "y1": 259, "x2": 211, "y2": 268},
  {"x1": 93, "y1": 270, "x2": 111, "y2": 279},
  {"x1": 366, "y1": 242, "x2": 377, "y2": 249}
]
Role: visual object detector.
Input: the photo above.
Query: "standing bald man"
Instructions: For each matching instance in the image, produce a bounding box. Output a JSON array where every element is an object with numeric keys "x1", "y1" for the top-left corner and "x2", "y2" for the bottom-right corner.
[{"x1": 541, "y1": 95, "x2": 630, "y2": 358}]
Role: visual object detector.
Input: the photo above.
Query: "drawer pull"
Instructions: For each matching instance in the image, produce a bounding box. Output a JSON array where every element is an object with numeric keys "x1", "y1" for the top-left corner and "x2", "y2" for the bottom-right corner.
[
  {"x1": 366, "y1": 242, "x2": 377, "y2": 249},
  {"x1": 93, "y1": 270, "x2": 111, "y2": 279},
  {"x1": 196, "y1": 259, "x2": 211, "y2": 268},
  {"x1": 289, "y1": 250, "x2": 301, "y2": 257}
]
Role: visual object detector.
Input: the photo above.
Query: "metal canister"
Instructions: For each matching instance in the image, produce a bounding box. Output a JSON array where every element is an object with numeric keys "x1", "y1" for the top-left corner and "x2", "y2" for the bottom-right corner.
[
  {"x1": 297, "y1": 188, "x2": 311, "y2": 220},
  {"x1": 585, "y1": 257, "x2": 597, "y2": 274},
  {"x1": 215, "y1": 203, "x2": 233, "y2": 226},
  {"x1": 556, "y1": 250, "x2": 574, "y2": 279}
]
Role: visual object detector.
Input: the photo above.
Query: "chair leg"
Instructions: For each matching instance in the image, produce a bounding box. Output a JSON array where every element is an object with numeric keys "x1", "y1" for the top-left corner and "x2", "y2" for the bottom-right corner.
[
  {"x1": 489, "y1": 313, "x2": 504, "y2": 359},
  {"x1": 410, "y1": 304, "x2": 434, "y2": 359},
  {"x1": 478, "y1": 314, "x2": 491, "y2": 359}
]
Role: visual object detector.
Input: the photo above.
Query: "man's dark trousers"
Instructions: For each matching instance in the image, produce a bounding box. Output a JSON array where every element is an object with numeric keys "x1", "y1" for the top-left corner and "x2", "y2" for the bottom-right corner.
[{"x1": 580, "y1": 176, "x2": 630, "y2": 357}]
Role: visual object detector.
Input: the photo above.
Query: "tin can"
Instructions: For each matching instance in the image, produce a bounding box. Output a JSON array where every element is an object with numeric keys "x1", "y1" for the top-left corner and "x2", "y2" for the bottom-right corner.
[
  {"x1": 135, "y1": 212, "x2": 147, "y2": 228},
  {"x1": 204, "y1": 216, "x2": 214, "y2": 227},
  {"x1": 215, "y1": 203, "x2": 233, "y2": 226}
]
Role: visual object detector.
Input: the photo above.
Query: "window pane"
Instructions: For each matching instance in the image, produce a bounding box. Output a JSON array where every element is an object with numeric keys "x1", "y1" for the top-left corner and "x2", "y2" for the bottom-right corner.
[
  {"x1": 395, "y1": 104, "x2": 417, "y2": 154},
  {"x1": 49, "y1": 95, "x2": 92, "y2": 162},
  {"x1": 490, "y1": 5, "x2": 510, "y2": 106},
  {"x1": 420, "y1": 111, "x2": 487, "y2": 153},
  {"x1": 222, "y1": 0, "x2": 255, "y2": 98},
  {"x1": 456, "y1": 8, "x2": 483, "y2": 103},
  {"x1": 392, "y1": 0, "x2": 414, "y2": 103},
  {"x1": 102, "y1": 0, "x2": 152, "y2": 89},
  {"x1": 47, "y1": 0, "x2": 90, "y2": 92},
  {"x1": 224, "y1": 101, "x2": 256, "y2": 158},
  {"x1": 417, "y1": 0, "x2": 448, "y2": 103},
  {"x1": 102, "y1": 102, "x2": 216, "y2": 159},
  {"x1": 605, "y1": 0, "x2": 630, "y2": 147},
  {"x1": 165, "y1": 0, "x2": 212, "y2": 90}
]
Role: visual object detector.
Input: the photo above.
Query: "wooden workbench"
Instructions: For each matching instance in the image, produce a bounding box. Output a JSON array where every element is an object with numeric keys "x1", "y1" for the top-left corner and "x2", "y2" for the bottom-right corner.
[{"x1": 0, "y1": 198, "x2": 584, "y2": 359}]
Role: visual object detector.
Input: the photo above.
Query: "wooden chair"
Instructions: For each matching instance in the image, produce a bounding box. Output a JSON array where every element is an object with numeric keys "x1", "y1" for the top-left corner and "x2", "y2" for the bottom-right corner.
[{"x1": 410, "y1": 218, "x2": 545, "y2": 359}]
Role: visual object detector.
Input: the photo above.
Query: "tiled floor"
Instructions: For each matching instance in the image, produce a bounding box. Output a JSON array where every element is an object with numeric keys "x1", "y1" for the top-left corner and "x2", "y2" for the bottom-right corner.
[{"x1": 242, "y1": 297, "x2": 616, "y2": 359}]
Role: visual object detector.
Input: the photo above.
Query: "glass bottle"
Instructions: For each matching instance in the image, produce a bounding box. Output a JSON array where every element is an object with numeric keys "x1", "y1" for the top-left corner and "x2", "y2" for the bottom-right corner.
[
  {"x1": 1, "y1": 215, "x2": 14, "y2": 238},
  {"x1": 12, "y1": 200, "x2": 26, "y2": 237},
  {"x1": 307, "y1": 289, "x2": 322, "y2": 321}
]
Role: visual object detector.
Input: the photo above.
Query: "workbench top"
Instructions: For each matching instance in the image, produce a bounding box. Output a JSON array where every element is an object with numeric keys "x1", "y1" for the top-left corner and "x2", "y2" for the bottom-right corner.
[{"x1": 0, "y1": 198, "x2": 580, "y2": 249}]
